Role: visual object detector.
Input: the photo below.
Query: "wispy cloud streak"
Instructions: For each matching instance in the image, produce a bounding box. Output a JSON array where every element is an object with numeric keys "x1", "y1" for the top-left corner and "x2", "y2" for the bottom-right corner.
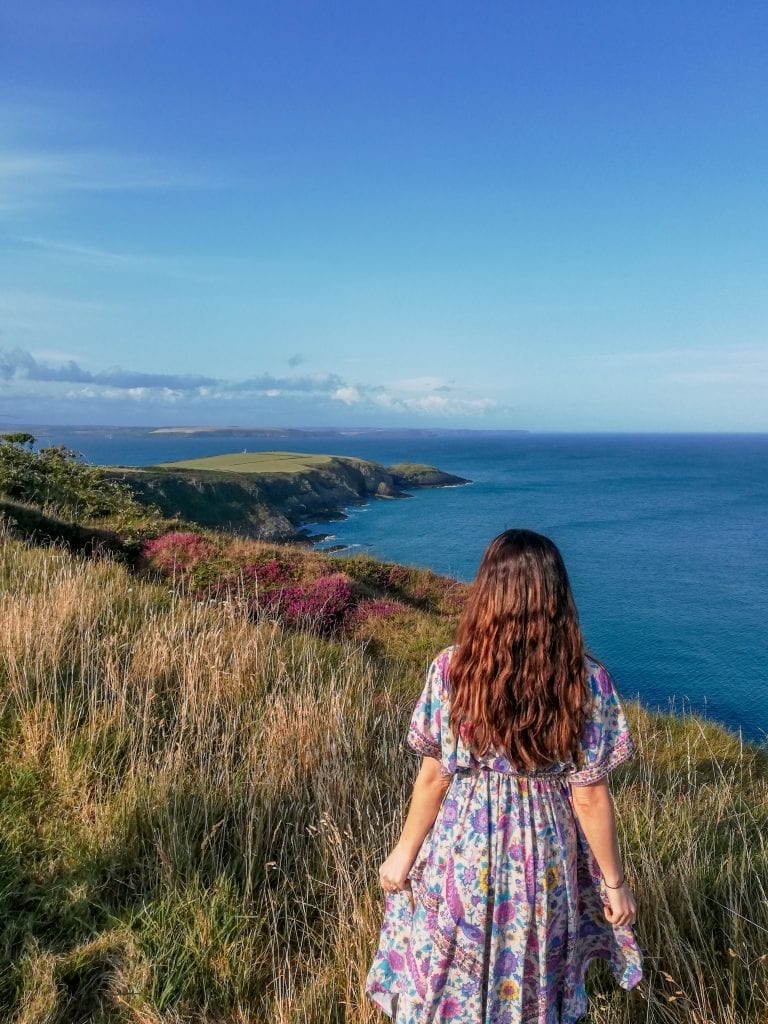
[
  {"x1": 0, "y1": 146, "x2": 232, "y2": 217},
  {"x1": 14, "y1": 236, "x2": 158, "y2": 267},
  {"x1": 575, "y1": 345, "x2": 768, "y2": 385}
]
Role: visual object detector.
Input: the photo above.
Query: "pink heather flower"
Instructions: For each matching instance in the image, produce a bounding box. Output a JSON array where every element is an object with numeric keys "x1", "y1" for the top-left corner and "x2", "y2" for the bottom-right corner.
[
  {"x1": 241, "y1": 558, "x2": 297, "y2": 586},
  {"x1": 344, "y1": 597, "x2": 408, "y2": 631},
  {"x1": 363, "y1": 598, "x2": 404, "y2": 619},
  {"x1": 141, "y1": 531, "x2": 215, "y2": 573},
  {"x1": 256, "y1": 573, "x2": 353, "y2": 634}
]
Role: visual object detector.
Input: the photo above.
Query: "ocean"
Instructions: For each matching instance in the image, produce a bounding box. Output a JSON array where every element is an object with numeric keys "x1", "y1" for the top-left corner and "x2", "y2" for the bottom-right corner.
[{"x1": 20, "y1": 427, "x2": 768, "y2": 743}]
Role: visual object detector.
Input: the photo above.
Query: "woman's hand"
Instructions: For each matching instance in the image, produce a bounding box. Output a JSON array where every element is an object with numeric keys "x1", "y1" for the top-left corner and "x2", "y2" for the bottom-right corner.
[
  {"x1": 602, "y1": 881, "x2": 637, "y2": 927},
  {"x1": 570, "y1": 778, "x2": 637, "y2": 929},
  {"x1": 379, "y1": 843, "x2": 416, "y2": 911},
  {"x1": 378, "y1": 755, "x2": 450, "y2": 912}
]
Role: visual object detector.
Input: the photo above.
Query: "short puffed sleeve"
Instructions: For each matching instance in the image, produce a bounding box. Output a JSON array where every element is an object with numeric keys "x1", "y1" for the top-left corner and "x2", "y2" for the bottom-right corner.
[
  {"x1": 405, "y1": 648, "x2": 456, "y2": 775},
  {"x1": 568, "y1": 659, "x2": 636, "y2": 786}
]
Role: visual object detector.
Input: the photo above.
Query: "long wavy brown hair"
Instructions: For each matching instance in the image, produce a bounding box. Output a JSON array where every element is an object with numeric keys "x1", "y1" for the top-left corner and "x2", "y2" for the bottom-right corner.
[{"x1": 447, "y1": 529, "x2": 590, "y2": 771}]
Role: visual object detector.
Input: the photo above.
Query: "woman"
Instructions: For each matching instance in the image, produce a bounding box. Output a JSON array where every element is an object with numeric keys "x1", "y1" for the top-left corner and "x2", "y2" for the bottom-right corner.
[{"x1": 365, "y1": 529, "x2": 643, "y2": 1023}]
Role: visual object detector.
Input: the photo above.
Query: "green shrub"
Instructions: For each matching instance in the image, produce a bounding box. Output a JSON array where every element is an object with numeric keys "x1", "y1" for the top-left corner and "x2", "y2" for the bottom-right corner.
[{"x1": 0, "y1": 433, "x2": 154, "y2": 525}]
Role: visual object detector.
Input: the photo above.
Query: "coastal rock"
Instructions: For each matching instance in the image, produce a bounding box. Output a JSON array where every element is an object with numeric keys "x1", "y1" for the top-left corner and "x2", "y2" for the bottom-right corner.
[
  {"x1": 103, "y1": 454, "x2": 470, "y2": 543},
  {"x1": 387, "y1": 463, "x2": 469, "y2": 489}
]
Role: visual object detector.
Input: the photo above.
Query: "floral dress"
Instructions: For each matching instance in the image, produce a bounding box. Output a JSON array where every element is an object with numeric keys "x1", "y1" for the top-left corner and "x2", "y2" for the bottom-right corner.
[{"x1": 365, "y1": 645, "x2": 643, "y2": 1024}]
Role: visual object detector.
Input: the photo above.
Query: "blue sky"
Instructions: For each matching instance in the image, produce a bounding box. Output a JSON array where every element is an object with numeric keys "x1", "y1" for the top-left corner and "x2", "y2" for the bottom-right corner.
[{"x1": 1, "y1": 1, "x2": 766, "y2": 431}]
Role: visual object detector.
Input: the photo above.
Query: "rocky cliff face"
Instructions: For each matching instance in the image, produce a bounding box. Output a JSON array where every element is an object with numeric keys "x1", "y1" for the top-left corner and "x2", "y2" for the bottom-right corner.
[{"x1": 104, "y1": 457, "x2": 469, "y2": 542}]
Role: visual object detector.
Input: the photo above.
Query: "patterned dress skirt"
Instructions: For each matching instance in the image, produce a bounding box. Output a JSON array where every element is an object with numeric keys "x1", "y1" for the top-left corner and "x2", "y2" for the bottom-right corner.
[
  {"x1": 366, "y1": 767, "x2": 642, "y2": 1024},
  {"x1": 365, "y1": 647, "x2": 644, "y2": 1024}
]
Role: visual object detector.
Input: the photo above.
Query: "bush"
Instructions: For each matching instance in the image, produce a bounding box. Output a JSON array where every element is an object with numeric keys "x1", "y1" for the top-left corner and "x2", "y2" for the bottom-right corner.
[
  {"x1": 345, "y1": 598, "x2": 408, "y2": 631},
  {"x1": 255, "y1": 573, "x2": 354, "y2": 634},
  {"x1": 0, "y1": 433, "x2": 151, "y2": 523},
  {"x1": 241, "y1": 558, "x2": 300, "y2": 587},
  {"x1": 141, "y1": 532, "x2": 216, "y2": 574},
  {"x1": 328, "y1": 555, "x2": 409, "y2": 594}
]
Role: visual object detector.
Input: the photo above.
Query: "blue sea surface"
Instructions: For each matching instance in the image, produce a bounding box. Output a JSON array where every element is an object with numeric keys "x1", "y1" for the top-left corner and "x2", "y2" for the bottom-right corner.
[{"x1": 24, "y1": 428, "x2": 768, "y2": 743}]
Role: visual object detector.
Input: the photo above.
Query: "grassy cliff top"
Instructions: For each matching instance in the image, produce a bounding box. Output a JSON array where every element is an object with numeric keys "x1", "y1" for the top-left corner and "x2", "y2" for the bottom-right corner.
[{"x1": 154, "y1": 450, "x2": 336, "y2": 473}]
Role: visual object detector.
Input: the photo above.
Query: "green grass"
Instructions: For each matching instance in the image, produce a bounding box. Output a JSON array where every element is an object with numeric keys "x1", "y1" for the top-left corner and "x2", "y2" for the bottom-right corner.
[
  {"x1": 155, "y1": 451, "x2": 336, "y2": 474},
  {"x1": 0, "y1": 528, "x2": 766, "y2": 1022},
  {"x1": 388, "y1": 462, "x2": 439, "y2": 475}
]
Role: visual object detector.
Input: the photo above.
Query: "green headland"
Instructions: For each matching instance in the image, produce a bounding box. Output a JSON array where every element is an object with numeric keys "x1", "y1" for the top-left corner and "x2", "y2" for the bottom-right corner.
[{"x1": 103, "y1": 450, "x2": 471, "y2": 542}]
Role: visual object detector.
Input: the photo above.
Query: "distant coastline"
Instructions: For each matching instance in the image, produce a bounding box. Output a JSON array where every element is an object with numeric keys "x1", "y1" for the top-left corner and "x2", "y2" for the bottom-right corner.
[
  {"x1": 17, "y1": 424, "x2": 531, "y2": 438},
  {"x1": 144, "y1": 425, "x2": 532, "y2": 437}
]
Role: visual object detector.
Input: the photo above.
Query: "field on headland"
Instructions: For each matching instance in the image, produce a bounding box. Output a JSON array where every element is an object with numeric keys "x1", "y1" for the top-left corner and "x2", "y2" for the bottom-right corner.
[
  {"x1": 0, "y1": 524, "x2": 767, "y2": 1022},
  {"x1": 156, "y1": 451, "x2": 336, "y2": 473}
]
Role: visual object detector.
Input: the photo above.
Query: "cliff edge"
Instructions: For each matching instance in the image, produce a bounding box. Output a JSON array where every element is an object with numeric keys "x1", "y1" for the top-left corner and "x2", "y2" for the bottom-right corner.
[{"x1": 103, "y1": 451, "x2": 470, "y2": 542}]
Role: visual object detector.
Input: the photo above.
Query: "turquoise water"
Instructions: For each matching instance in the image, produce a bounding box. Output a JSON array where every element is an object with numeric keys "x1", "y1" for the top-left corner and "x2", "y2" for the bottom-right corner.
[{"x1": 24, "y1": 428, "x2": 768, "y2": 742}]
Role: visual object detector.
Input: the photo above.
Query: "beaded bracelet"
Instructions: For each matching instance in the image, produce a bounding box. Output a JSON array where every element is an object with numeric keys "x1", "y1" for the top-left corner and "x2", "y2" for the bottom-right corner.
[{"x1": 603, "y1": 875, "x2": 626, "y2": 889}]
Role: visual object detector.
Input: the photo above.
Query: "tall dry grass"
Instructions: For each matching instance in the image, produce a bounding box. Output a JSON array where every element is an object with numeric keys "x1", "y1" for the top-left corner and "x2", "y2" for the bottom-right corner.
[{"x1": 0, "y1": 529, "x2": 766, "y2": 1022}]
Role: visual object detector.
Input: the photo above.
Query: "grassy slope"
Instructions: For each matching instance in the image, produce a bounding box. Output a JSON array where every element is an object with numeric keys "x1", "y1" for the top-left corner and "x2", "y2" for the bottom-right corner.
[
  {"x1": 0, "y1": 531, "x2": 766, "y2": 1022},
  {"x1": 155, "y1": 451, "x2": 336, "y2": 474}
]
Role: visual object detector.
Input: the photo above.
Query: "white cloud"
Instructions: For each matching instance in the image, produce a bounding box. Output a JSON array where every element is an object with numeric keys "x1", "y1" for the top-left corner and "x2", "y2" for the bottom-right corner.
[
  {"x1": 29, "y1": 347, "x2": 83, "y2": 363},
  {"x1": 364, "y1": 387, "x2": 498, "y2": 417},
  {"x1": 393, "y1": 375, "x2": 454, "y2": 393},
  {"x1": 0, "y1": 346, "x2": 501, "y2": 421},
  {"x1": 333, "y1": 386, "x2": 362, "y2": 405},
  {"x1": 406, "y1": 394, "x2": 497, "y2": 415}
]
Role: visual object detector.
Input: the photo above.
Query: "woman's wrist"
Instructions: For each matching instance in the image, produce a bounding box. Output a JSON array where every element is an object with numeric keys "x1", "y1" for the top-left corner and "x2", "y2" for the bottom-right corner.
[
  {"x1": 602, "y1": 872, "x2": 626, "y2": 889},
  {"x1": 394, "y1": 836, "x2": 421, "y2": 860}
]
